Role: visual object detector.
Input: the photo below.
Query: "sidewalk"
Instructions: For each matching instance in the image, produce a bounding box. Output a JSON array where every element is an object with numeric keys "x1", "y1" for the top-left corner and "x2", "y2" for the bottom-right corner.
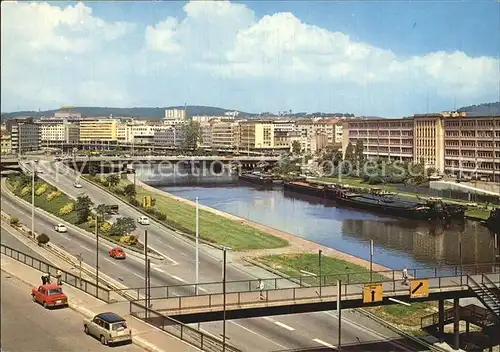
[{"x1": 0, "y1": 256, "x2": 200, "y2": 352}]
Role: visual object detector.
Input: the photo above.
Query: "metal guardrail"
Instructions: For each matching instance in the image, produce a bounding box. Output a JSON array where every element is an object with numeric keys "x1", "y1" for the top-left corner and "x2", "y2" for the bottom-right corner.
[
  {"x1": 1, "y1": 243, "x2": 110, "y2": 302},
  {"x1": 421, "y1": 304, "x2": 498, "y2": 330},
  {"x1": 111, "y1": 262, "x2": 500, "y2": 300},
  {"x1": 134, "y1": 274, "x2": 483, "y2": 314},
  {"x1": 130, "y1": 301, "x2": 241, "y2": 352}
]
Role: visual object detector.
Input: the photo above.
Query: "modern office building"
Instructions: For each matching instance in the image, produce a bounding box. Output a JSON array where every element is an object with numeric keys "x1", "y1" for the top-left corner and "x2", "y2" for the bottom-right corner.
[
  {"x1": 1, "y1": 134, "x2": 12, "y2": 154},
  {"x1": 79, "y1": 119, "x2": 118, "y2": 143},
  {"x1": 164, "y1": 108, "x2": 187, "y2": 124},
  {"x1": 9, "y1": 118, "x2": 41, "y2": 154},
  {"x1": 40, "y1": 123, "x2": 79, "y2": 143},
  {"x1": 153, "y1": 126, "x2": 185, "y2": 147}
]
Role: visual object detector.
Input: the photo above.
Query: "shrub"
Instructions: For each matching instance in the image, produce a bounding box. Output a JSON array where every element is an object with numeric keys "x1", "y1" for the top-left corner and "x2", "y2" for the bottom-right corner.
[
  {"x1": 36, "y1": 233, "x2": 50, "y2": 245},
  {"x1": 156, "y1": 212, "x2": 167, "y2": 221},
  {"x1": 100, "y1": 221, "x2": 112, "y2": 233},
  {"x1": 10, "y1": 217, "x2": 20, "y2": 226},
  {"x1": 145, "y1": 207, "x2": 156, "y2": 215},
  {"x1": 114, "y1": 188, "x2": 125, "y2": 196},
  {"x1": 129, "y1": 198, "x2": 140, "y2": 207},
  {"x1": 46, "y1": 191, "x2": 62, "y2": 201},
  {"x1": 35, "y1": 184, "x2": 48, "y2": 196},
  {"x1": 21, "y1": 186, "x2": 31, "y2": 196},
  {"x1": 119, "y1": 235, "x2": 138, "y2": 246},
  {"x1": 368, "y1": 176, "x2": 383, "y2": 185},
  {"x1": 59, "y1": 202, "x2": 74, "y2": 215}
]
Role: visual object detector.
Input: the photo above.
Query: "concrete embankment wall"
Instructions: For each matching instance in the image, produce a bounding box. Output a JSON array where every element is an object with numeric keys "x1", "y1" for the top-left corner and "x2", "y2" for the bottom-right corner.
[{"x1": 430, "y1": 181, "x2": 500, "y2": 197}]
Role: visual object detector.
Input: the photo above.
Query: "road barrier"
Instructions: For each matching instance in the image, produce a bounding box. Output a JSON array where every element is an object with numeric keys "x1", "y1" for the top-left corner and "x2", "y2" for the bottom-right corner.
[
  {"x1": 130, "y1": 301, "x2": 241, "y2": 352},
  {"x1": 1, "y1": 243, "x2": 110, "y2": 302}
]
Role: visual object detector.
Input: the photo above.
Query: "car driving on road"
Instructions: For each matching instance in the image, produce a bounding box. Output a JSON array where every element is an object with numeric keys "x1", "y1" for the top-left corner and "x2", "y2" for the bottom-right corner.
[
  {"x1": 54, "y1": 224, "x2": 67, "y2": 233},
  {"x1": 83, "y1": 312, "x2": 132, "y2": 346},
  {"x1": 137, "y1": 216, "x2": 150, "y2": 225},
  {"x1": 73, "y1": 182, "x2": 82, "y2": 188},
  {"x1": 108, "y1": 247, "x2": 126, "y2": 259}
]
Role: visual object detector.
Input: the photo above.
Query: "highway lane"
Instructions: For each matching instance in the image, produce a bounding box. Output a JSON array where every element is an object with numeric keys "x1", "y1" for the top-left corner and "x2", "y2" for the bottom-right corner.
[
  {"x1": 0, "y1": 271, "x2": 143, "y2": 352},
  {"x1": 1, "y1": 225, "x2": 45, "y2": 261},
  {"x1": 14, "y1": 162, "x2": 421, "y2": 351}
]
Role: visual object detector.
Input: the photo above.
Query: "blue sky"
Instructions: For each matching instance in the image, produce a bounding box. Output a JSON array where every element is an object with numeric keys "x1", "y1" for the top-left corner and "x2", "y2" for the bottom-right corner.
[{"x1": 2, "y1": 1, "x2": 499, "y2": 116}]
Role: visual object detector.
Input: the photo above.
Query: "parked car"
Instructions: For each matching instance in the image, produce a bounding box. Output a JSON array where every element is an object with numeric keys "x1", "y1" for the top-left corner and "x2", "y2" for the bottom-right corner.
[
  {"x1": 137, "y1": 216, "x2": 150, "y2": 225},
  {"x1": 54, "y1": 224, "x2": 67, "y2": 233},
  {"x1": 108, "y1": 247, "x2": 126, "y2": 259},
  {"x1": 73, "y1": 182, "x2": 82, "y2": 188},
  {"x1": 83, "y1": 312, "x2": 132, "y2": 346},
  {"x1": 31, "y1": 283, "x2": 68, "y2": 308}
]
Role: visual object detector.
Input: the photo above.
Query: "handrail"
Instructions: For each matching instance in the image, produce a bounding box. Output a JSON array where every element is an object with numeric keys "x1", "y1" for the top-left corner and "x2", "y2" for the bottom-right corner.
[
  {"x1": 482, "y1": 274, "x2": 500, "y2": 293},
  {"x1": 111, "y1": 262, "x2": 500, "y2": 299},
  {"x1": 467, "y1": 275, "x2": 500, "y2": 322},
  {"x1": 130, "y1": 301, "x2": 241, "y2": 352},
  {"x1": 1, "y1": 243, "x2": 110, "y2": 302}
]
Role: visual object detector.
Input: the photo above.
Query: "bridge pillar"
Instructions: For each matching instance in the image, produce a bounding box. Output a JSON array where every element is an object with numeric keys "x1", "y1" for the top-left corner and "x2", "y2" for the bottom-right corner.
[
  {"x1": 465, "y1": 321, "x2": 469, "y2": 334},
  {"x1": 438, "y1": 299, "x2": 445, "y2": 336},
  {"x1": 453, "y1": 298, "x2": 460, "y2": 350}
]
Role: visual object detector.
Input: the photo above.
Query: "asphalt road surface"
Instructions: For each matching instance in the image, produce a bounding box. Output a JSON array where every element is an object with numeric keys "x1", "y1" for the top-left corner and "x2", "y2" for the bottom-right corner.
[
  {"x1": 0, "y1": 271, "x2": 143, "y2": 352},
  {"x1": 2, "y1": 161, "x2": 427, "y2": 351}
]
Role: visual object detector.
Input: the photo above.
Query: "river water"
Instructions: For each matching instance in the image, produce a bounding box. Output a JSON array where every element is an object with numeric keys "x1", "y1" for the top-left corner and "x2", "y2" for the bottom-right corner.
[{"x1": 136, "y1": 166, "x2": 498, "y2": 270}]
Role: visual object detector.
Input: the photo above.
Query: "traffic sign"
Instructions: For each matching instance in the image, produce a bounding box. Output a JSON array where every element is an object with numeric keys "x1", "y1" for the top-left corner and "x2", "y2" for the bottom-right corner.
[
  {"x1": 363, "y1": 283, "x2": 383, "y2": 303},
  {"x1": 410, "y1": 279, "x2": 429, "y2": 298}
]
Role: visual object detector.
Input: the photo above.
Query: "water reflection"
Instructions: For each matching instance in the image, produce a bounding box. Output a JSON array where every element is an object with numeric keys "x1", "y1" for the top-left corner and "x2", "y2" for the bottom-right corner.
[{"x1": 143, "y1": 170, "x2": 497, "y2": 270}]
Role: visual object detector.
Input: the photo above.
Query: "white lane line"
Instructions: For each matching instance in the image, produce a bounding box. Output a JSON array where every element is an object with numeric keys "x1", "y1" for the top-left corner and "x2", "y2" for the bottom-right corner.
[
  {"x1": 166, "y1": 245, "x2": 175, "y2": 250},
  {"x1": 80, "y1": 246, "x2": 92, "y2": 252},
  {"x1": 199, "y1": 287, "x2": 208, "y2": 293},
  {"x1": 263, "y1": 317, "x2": 274, "y2": 322},
  {"x1": 104, "y1": 258, "x2": 117, "y2": 265},
  {"x1": 180, "y1": 252, "x2": 188, "y2": 257},
  {"x1": 129, "y1": 271, "x2": 144, "y2": 280},
  {"x1": 313, "y1": 338, "x2": 337, "y2": 349},
  {"x1": 171, "y1": 275, "x2": 185, "y2": 282},
  {"x1": 153, "y1": 267, "x2": 165, "y2": 273},
  {"x1": 229, "y1": 321, "x2": 288, "y2": 349},
  {"x1": 274, "y1": 321, "x2": 295, "y2": 331}
]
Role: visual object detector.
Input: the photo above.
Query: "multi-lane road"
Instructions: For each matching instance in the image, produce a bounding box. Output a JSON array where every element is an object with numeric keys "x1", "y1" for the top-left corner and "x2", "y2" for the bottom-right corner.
[
  {"x1": 0, "y1": 159, "x2": 426, "y2": 351},
  {"x1": 0, "y1": 270, "x2": 143, "y2": 352}
]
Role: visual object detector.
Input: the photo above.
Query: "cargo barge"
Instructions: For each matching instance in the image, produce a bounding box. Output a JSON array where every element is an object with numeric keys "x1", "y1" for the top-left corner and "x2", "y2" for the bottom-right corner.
[
  {"x1": 239, "y1": 173, "x2": 274, "y2": 185},
  {"x1": 282, "y1": 181, "x2": 325, "y2": 197}
]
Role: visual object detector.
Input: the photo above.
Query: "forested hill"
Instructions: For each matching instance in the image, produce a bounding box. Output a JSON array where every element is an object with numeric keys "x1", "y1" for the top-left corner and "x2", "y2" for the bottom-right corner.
[
  {"x1": 457, "y1": 102, "x2": 499, "y2": 115},
  {"x1": 1, "y1": 105, "x2": 255, "y2": 120}
]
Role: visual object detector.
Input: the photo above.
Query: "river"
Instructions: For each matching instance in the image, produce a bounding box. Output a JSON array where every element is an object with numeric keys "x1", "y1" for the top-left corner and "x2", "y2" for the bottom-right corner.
[{"x1": 136, "y1": 166, "x2": 498, "y2": 270}]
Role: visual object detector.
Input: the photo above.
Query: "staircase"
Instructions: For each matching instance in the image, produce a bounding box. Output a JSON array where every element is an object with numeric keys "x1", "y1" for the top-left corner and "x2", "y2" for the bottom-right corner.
[{"x1": 467, "y1": 275, "x2": 500, "y2": 323}]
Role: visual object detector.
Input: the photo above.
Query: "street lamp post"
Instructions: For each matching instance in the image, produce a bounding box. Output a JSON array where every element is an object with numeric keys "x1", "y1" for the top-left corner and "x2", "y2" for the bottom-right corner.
[
  {"x1": 222, "y1": 247, "x2": 227, "y2": 352},
  {"x1": 195, "y1": 197, "x2": 200, "y2": 329},
  {"x1": 95, "y1": 214, "x2": 99, "y2": 288},
  {"x1": 318, "y1": 249, "x2": 322, "y2": 297},
  {"x1": 31, "y1": 160, "x2": 36, "y2": 238},
  {"x1": 369, "y1": 239, "x2": 374, "y2": 282}
]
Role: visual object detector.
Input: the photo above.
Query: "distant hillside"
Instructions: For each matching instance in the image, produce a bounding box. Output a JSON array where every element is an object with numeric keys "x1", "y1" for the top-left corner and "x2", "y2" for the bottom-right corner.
[
  {"x1": 1, "y1": 105, "x2": 255, "y2": 121},
  {"x1": 457, "y1": 102, "x2": 500, "y2": 115}
]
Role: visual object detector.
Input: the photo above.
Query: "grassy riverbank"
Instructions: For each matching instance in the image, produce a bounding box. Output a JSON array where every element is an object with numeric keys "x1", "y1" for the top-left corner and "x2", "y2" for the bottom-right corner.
[
  {"x1": 87, "y1": 175, "x2": 289, "y2": 251},
  {"x1": 317, "y1": 177, "x2": 492, "y2": 220},
  {"x1": 254, "y1": 253, "x2": 446, "y2": 333}
]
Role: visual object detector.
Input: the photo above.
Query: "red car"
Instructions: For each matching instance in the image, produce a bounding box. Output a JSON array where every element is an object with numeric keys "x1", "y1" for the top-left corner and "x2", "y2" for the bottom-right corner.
[
  {"x1": 32, "y1": 283, "x2": 68, "y2": 308},
  {"x1": 109, "y1": 247, "x2": 126, "y2": 259}
]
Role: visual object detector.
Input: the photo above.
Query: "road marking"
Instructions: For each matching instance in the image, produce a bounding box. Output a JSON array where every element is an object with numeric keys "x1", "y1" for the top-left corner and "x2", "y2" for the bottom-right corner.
[
  {"x1": 229, "y1": 321, "x2": 288, "y2": 349},
  {"x1": 274, "y1": 321, "x2": 295, "y2": 331},
  {"x1": 104, "y1": 258, "x2": 117, "y2": 265},
  {"x1": 199, "y1": 287, "x2": 208, "y2": 292},
  {"x1": 153, "y1": 267, "x2": 165, "y2": 273},
  {"x1": 180, "y1": 252, "x2": 188, "y2": 257},
  {"x1": 129, "y1": 271, "x2": 144, "y2": 280},
  {"x1": 313, "y1": 338, "x2": 336, "y2": 349},
  {"x1": 166, "y1": 245, "x2": 175, "y2": 250},
  {"x1": 80, "y1": 246, "x2": 92, "y2": 252},
  {"x1": 171, "y1": 275, "x2": 185, "y2": 282}
]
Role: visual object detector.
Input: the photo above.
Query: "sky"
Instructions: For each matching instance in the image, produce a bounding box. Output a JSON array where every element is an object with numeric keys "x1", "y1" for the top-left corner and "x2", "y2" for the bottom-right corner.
[{"x1": 1, "y1": 0, "x2": 499, "y2": 116}]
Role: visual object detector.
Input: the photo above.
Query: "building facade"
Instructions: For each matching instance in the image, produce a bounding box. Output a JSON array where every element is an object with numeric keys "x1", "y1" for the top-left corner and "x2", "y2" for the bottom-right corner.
[
  {"x1": 1, "y1": 134, "x2": 12, "y2": 154},
  {"x1": 153, "y1": 126, "x2": 185, "y2": 147},
  {"x1": 40, "y1": 123, "x2": 79, "y2": 143},
  {"x1": 212, "y1": 121, "x2": 238, "y2": 149},
  {"x1": 10, "y1": 119, "x2": 40, "y2": 154},
  {"x1": 79, "y1": 119, "x2": 118, "y2": 143},
  {"x1": 164, "y1": 108, "x2": 187, "y2": 123}
]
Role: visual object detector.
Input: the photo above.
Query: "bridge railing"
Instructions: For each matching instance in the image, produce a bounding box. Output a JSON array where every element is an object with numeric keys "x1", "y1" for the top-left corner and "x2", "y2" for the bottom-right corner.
[
  {"x1": 421, "y1": 304, "x2": 498, "y2": 329},
  {"x1": 130, "y1": 301, "x2": 241, "y2": 352},
  {"x1": 134, "y1": 273, "x2": 487, "y2": 314},
  {"x1": 1, "y1": 243, "x2": 110, "y2": 302},
  {"x1": 111, "y1": 262, "x2": 500, "y2": 300}
]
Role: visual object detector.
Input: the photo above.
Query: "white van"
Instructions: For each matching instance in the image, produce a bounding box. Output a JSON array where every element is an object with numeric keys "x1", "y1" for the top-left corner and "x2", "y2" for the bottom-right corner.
[{"x1": 137, "y1": 216, "x2": 150, "y2": 225}]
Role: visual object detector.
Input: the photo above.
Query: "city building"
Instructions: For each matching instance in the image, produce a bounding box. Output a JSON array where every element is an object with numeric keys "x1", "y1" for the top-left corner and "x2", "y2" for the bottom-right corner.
[
  {"x1": 1, "y1": 134, "x2": 12, "y2": 154},
  {"x1": 199, "y1": 122, "x2": 213, "y2": 148},
  {"x1": 40, "y1": 123, "x2": 79, "y2": 144},
  {"x1": 117, "y1": 122, "x2": 173, "y2": 145},
  {"x1": 79, "y1": 119, "x2": 118, "y2": 143},
  {"x1": 8, "y1": 118, "x2": 41, "y2": 154},
  {"x1": 153, "y1": 126, "x2": 185, "y2": 148},
  {"x1": 211, "y1": 121, "x2": 239, "y2": 149},
  {"x1": 237, "y1": 120, "x2": 295, "y2": 152},
  {"x1": 296, "y1": 119, "x2": 338, "y2": 154},
  {"x1": 342, "y1": 118, "x2": 414, "y2": 163},
  {"x1": 334, "y1": 124, "x2": 343, "y2": 145},
  {"x1": 164, "y1": 108, "x2": 187, "y2": 124}
]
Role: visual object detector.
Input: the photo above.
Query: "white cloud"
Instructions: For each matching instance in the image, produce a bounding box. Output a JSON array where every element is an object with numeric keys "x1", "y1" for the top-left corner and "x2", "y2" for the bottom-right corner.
[{"x1": 1, "y1": 0, "x2": 498, "y2": 115}]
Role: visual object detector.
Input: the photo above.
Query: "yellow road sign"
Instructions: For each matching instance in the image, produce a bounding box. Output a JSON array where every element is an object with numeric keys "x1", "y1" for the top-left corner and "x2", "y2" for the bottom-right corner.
[
  {"x1": 363, "y1": 283, "x2": 383, "y2": 303},
  {"x1": 410, "y1": 279, "x2": 429, "y2": 298}
]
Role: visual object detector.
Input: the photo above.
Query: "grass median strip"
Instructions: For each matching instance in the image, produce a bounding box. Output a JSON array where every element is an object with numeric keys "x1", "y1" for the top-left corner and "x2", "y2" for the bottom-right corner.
[{"x1": 88, "y1": 176, "x2": 289, "y2": 251}]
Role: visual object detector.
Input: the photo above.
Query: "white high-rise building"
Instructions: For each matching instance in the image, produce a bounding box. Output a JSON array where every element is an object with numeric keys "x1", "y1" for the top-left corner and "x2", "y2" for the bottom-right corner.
[{"x1": 164, "y1": 108, "x2": 187, "y2": 121}]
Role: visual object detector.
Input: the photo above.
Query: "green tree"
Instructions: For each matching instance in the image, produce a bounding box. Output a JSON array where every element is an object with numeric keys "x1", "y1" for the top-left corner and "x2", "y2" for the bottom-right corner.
[
  {"x1": 106, "y1": 174, "x2": 120, "y2": 189},
  {"x1": 109, "y1": 217, "x2": 137, "y2": 236},
  {"x1": 75, "y1": 195, "x2": 94, "y2": 224},
  {"x1": 89, "y1": 164, "x2": 99, "y2": 177},
  {"x1": 96, "y1": 204, "x2": 112, "y2": 222},
  {"x1": 291, "y1": 140, "x2": 301, "y2": 155},
  {"x1": 355, "y1": 139, "x2": 366, "y2": 167},
  {"x1": 36, "y1": 233, "x2": 50, "y2": 245},
  {"x1": 123, "y1": 184, "x2": 137, "y2": 198},
  {"x1": 181, "y1": 120, "x2": 202, "y2": 150},
  {"x1": 343, "y1": 142, "x2": 355, "y2": 163}
]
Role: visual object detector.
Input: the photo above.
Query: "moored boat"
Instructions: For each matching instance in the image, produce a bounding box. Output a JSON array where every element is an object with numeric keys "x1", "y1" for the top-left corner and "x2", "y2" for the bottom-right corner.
[{"x1": 283, "y1": 181, "x2": 325, "y2": 197}]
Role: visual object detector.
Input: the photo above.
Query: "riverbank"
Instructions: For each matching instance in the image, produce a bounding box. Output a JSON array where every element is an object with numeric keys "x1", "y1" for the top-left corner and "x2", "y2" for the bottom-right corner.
[
  {"x1": 114, "y1": 174, "x2": 393, "y2": 272},
  {"x1": 316, "y1": 177, "x2": 493, "y2": 220}
]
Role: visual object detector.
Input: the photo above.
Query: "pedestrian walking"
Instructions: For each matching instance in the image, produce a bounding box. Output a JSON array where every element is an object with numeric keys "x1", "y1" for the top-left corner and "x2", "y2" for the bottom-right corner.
[
  {"x1": 56, "y1": 270, "x2": 62, "y2": 285},
  {"x1": 46, "y1": 273, "x2": 52, "y2": 284},
  {"x1": 402, "y1": 266, "x2": 409, "y2": 285},
  {"x1": 258, "y1": 279, "x2": 265, "y2": 300}
]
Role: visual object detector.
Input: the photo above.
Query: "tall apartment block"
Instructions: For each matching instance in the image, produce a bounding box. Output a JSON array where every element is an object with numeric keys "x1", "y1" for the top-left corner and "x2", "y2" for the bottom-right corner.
[{"x1": 342, "y1": 112, "x2": 500, "y2": 182}]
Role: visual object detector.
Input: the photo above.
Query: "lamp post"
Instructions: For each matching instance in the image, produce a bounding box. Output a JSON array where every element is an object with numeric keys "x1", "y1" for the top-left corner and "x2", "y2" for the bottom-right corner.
[
  {"x1": 95, "y1": 213, "x2": 99, "y2": 288},
  {"x1": 31, "y1": 160, "x2": 36, "y2": 238},
  {"x1": 370, "y1": 239, "x2": 374, "y2": 282},
  {"x1": 221, "y1": 246, "x2": 231, "y2": 352},
  {"x1": 195, "y1": 197, "x2": 200, "y2": 330},
  {"x1": 318, "y1": 249, "x2": 322, "y2": 296}
]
